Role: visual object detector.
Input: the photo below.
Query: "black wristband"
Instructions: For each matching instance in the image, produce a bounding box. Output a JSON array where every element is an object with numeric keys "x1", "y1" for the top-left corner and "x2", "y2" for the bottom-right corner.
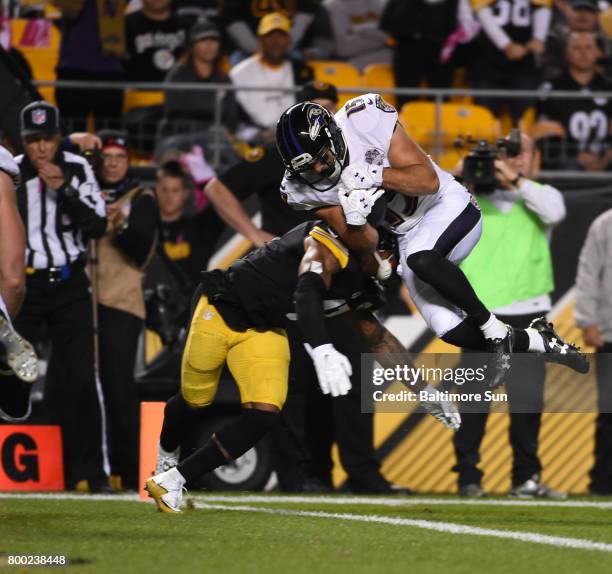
[{"x1": 510, "y1": 174, "x2": 523, "y2": 187}]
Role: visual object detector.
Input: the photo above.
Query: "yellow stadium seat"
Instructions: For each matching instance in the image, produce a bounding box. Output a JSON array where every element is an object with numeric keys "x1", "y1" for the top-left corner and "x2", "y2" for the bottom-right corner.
[
  {"x1": 399, "y1": 102, "x2": 500, "y2": 164},
  {"x1": 123, "y1": 90, "x2": 165, "y2": 113},
  {"x1": 307, "y1": 60, "x2": 361, "y2": 107},
  {"x1": 362, "y1": 63, "x2": 396, "y2": 107},
  {"x1": 518, "y1": 107, "x2": 536, "y2": 136},
  {"x1": 11, "y1": 19, "x2": 60, "y2": 104}
]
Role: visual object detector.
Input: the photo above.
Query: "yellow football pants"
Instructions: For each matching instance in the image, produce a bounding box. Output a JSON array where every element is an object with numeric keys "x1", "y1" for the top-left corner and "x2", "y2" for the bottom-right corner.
[{"x1": 181, "y1": 295, "x2": 290, "y2": 409}]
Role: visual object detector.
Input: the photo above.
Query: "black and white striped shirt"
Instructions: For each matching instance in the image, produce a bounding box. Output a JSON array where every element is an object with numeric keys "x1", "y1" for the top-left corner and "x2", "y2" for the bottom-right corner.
[{"x1": 15, "y1": 151, "x2": 106, "y2": 269}]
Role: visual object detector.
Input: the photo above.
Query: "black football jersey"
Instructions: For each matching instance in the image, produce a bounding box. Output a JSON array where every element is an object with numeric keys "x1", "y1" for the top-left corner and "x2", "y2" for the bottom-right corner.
[
  {"x1": 200, "y1": 221, "x2": 366, "y2": 331},
  {"x1": 537, "y1": 72, "x2": 612, "y2": 154}
]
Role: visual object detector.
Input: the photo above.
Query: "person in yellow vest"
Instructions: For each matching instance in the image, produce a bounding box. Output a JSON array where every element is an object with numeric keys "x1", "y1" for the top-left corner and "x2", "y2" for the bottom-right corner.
[
  {"x1": 92, "y1": 130, "x2": 158, "y2": 492},
  {"x1": 453, "y1": 132, "x2": 569, "y2": 498}
]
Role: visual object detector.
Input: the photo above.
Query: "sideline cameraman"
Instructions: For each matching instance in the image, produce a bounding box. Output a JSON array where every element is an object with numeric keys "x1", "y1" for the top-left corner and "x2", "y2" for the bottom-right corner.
[
  {"x1": 91, "y1": 130, "x2": 158, "y2": 492},
  {"x1": 453, "y1": 132, "x2": 567, "y2": 498},
  {"x1": 14, "y1": 101, "x2": 108, "y2": 492}
]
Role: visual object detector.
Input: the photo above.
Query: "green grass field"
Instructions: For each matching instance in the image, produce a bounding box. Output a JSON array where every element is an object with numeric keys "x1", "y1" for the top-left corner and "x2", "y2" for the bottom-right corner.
[{"x1": 1, "y1": 494, "x2": 612, "y2": 573}]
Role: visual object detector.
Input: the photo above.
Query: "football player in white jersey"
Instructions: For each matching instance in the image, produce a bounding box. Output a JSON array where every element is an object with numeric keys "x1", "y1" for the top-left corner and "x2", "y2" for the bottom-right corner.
[
  {"x1": 0, "y1": 145, "x2": 39, "y2": 421},
  {"x1": 276, "y1": 94, "x2": 588, "y2": 385}
]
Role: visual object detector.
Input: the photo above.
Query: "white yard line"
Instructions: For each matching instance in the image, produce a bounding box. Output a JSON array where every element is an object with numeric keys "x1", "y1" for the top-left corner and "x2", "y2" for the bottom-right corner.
[
  {"x1": 1, "y1": 492, "x2": 611, "y2": 509},
  {"x1": 195, "y1": 501, "x2": 612, "y2": 553},
  {"x1": 191, "y1": 494, "x2": 612, "y2": 509}
]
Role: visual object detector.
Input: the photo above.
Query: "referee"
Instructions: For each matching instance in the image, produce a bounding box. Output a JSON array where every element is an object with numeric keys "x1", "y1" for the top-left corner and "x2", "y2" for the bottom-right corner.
[{"x1": 14, "y1": 101, "x2": 109, "y2": 492}]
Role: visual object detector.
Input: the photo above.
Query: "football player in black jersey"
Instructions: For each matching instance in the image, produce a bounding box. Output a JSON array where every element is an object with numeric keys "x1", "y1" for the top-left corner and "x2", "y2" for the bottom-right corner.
[{"x1": 145, "y1": 220, "x2": 460, "y2": 511}]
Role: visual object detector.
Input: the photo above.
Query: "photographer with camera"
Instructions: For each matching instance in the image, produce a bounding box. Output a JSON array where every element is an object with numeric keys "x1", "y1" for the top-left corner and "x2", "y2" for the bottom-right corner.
[
  {"x1": 90, "y1": 130, "x2": 158, "y2": 492},
  {"x1": 14, "y1": 101, "x2": 109, "y2": 492},
  {"x1": 453, "y1": 131, "x2": 568, "y2": 498}
]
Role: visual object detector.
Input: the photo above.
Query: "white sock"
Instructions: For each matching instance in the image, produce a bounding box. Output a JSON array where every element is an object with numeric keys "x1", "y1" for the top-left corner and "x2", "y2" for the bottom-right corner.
[
  {"x1": 158, "y1": 442, "x2": 179, "y2": 457},
  {"x1": 526, "y1": 328, "x2": 546, "y2": 352},
  {"x1": 479, "y1": 313, "x2": 508, "y2": 340}
]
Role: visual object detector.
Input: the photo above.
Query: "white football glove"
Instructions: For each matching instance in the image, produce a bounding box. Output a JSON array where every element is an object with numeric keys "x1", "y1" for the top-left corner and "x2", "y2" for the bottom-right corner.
[
  {"x1": 421, "y1": 393, "x2": 462, "y2": 431},
  {"x1": 341, "y1": 162, "x2": 384, "y2": 191},
  {"x1": 339, "y1": 187, "x2": 386, "y2": 226},
  {"x1": 305, "y1": 343, "x2": 352, "y2": 397}
]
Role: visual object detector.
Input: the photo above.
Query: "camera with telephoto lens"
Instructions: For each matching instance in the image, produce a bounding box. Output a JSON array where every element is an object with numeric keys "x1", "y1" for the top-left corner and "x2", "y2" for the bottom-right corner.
[
  {"x1": 460, "y1": 129, "x2": 522, "y2": 194},
  {"x1": 82, "y1": 147, "x2": 104, "y2": 172}
]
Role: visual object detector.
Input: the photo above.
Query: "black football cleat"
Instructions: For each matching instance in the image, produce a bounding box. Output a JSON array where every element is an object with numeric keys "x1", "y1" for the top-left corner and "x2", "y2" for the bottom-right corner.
[
  {"x1": 529, "y1": 317, "x2": 589, "y2": 374},
  {"x1": 485, "y1": 327, "x2": 513, "y2": 389}
]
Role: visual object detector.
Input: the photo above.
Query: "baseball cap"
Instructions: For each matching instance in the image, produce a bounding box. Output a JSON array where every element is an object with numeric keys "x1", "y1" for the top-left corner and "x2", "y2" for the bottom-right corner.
[
  {"x1": 570, "y1": 0, "x2": 599, "y2": 11},
  {"x1": 20, "y1": 101, "x2": 60, "y2": 136},
  {"x1": 189, "y1": 21, "x2": 221, "y2": 44},
  {"x1": 257, "y1": 12, "x2": 291, "y2": 37},
  {"x1": 298, "y1": 81, "x2": 339, "y2": 104},
  {"x1": 97, "y1": 130, "x2": 129, "y2": 153}
]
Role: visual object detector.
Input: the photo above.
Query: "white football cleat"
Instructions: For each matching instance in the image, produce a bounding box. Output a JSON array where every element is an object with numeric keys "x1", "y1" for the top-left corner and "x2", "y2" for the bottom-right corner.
[
  {"x1": 155, "y1": 443, "x2": 180, "y2": 475},
  {"x1": 0, "y1": 312, "x2": 38, "y2": 383},
  {"x1": 145, "y1": 468, "x2": 186, "y2": 513}
]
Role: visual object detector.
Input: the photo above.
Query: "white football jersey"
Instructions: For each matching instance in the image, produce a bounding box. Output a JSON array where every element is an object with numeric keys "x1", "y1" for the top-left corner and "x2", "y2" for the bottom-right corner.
[
  {"x1": 280, "y1": 93, "x2": 458, "y2": 233},
  {"x1": 0, "y1": 145, "x2": 19, "y2": 185}
]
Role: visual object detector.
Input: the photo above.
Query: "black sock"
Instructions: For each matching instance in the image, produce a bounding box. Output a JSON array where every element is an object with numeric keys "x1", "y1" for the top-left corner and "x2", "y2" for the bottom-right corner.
[
  {"x1": 406, "y1": 250, "x2": 490, "y2": 325},
  {"x1": 159, "y1": 393, "x2": 203, "y2": 453},
  {"x1": 513, "y1": 329, "x2": 529, "y2": 352},
  {"x1": 442, "y1": 319, "x2": 530, "y2": 352},
  {"x1": 177, "y1": 409, "x2": 278, "y2": 482}
]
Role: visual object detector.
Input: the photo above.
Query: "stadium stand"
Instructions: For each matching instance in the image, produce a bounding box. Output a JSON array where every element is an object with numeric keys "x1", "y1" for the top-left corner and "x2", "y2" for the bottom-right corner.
[{"x1": 10, "y1": 18, "x2": 60, "y2": 104}]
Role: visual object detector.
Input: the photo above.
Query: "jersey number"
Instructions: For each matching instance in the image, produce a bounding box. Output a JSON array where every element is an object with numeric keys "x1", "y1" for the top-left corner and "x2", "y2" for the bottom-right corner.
[
  {"x1": 569, "y1": 110, "x2": 609, "y2": 144},
  {"x1": 494, "y1": 0, "x2": 531, "y2": 28}
]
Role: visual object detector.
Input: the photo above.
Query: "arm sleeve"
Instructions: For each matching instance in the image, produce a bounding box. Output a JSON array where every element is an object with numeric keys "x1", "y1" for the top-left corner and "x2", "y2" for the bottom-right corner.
[
  {"x1": 476, "y1": 6, "x2": 511, "y2": 50},
  {"x1": 59, "y1": 160, "x2": 107, "y2": 239},
  {"x1": 225, "y1": 21, "x2": 258, "y2": 54},
  {"x1": 517, "y1": 180, "x2": 566, "y2": 226},
  {"x1": 294, "y1": 271, "x2": 332, "y2": 347},
  {"x1": 290, "y1": 12, "x2": 315, "y2": 49},
  {"x1": 574, "y1": 221, "x2": 605, "y2": 327},
  {"x1": 532, "y1": 7, "x2": 551, "y2": 41},
  {"x1": 113, "y1": 192, "x2": 159, "y2": 267}
]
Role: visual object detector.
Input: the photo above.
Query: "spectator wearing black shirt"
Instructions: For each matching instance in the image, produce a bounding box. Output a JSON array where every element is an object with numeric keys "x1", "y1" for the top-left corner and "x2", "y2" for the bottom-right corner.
[
  {"x1": 54, "y1": 0, "x2": 125, "y2": 131},
  {"x1": 125, "y1": 0, "x2": 188, "y2": 82},
  {"x1": 159, "y1": 21, "x2": 238, "y2": 138},
  {"x1": 93, "y1": 130, "x2": 158, "y2": 491},
  {"x1": 468, "y1": 0, "x2": 552, "y2": 121},
  {"x1": 157, "y1": 160, "x2": 224, "y2": 285},
  {"x1": 535, "y1": 31, "x2": 612, "y2": 170},
  {"x1": 380, "y1": 0, "x2": 458, "y2": 109},
  {"x1": 543, "y1": 0, "x2": 602, "y2": 81}
]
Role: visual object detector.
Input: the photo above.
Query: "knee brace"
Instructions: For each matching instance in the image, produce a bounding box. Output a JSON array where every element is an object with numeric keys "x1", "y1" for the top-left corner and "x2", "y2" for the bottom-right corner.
[{"x1": 215, "y1": 409, "x2": 278, "y2": 460}]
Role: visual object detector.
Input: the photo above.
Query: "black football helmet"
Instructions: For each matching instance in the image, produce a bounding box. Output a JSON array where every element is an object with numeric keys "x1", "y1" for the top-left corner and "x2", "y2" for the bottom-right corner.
[{"x1": 276, "y1": 102, "x2": 348, "y2": 191}]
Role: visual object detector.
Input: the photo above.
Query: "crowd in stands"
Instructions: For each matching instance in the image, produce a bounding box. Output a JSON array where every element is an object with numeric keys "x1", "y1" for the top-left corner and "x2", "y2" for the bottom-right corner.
[{"x1": 1, "y1": 0, "x2": 612, "y2": 174}]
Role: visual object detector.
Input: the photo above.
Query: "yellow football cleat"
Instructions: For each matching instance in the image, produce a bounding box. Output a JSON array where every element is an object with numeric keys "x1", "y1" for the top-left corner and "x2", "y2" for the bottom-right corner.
[{"x1": 145, "y1": 468, "x2": 186, "y2": 513}]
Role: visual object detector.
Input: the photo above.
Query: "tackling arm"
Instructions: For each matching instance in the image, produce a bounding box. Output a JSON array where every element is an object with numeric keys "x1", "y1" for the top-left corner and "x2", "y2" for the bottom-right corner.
[
  {"x1": 0, "y1": 171, "x2": 26, "y2": 318},
  {"x1": 205, "y1": 177, "x2": 275, "y2": 247},
  {"x1": 294, "y1": 237, "x2": 352, "y2": 397}
]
